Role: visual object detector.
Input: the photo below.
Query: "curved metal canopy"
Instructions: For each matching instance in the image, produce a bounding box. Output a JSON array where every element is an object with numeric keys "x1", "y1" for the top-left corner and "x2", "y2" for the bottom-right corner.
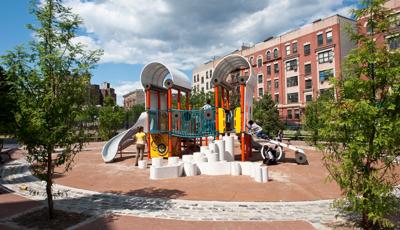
[
  {"x1": 140, "y1": 62, "x2": 191, "y2": 90},
  {"x1": 211, "y1": 54, "x2": 256, "y2": 131}
]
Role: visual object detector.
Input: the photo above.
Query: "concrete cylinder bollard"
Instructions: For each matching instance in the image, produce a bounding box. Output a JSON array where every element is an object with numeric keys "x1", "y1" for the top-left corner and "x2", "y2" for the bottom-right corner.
[
  {"x1": 215, "y1": 140, "x2": 225, "y2": 162},
  {"x1": 182, "y1": 155, "x2": 194, "y2": 163},
  {"x1": 184, "y1": 162, "x2": 196, "y2": 176},
  {"x1": 193, "y1": 152, "x2": 205, "y2": 163},
  {"x1": 168, "y1": 156, "x2": 179, "y2": 165},
  {"x1": 261, "y1": 166, "x2": 268, "y2": 183},
  {"x1": 230, "y1": 162, "x2": 241, "y2": 176},
  {"x1": 200, "y1": 146, "x2": 209, "y2": 153},
  {"x1": 138, "y1": 160, "x2": 148, "y2": 169},
  {"x1": 206, "y1": 153, "x2": 219, "y2": 162},
  {"x1": 208, "y1": 142, "x2": 217, "y2": 153},
  {"x1": 152, "y1": 157, "x2": 163, "y2": 167},
  {"x1": 254, "y1": 166, "x2": 263, "y2": 183},
  {"x1": 223, "y1": 136, "x2": 235, "y2": 162}
]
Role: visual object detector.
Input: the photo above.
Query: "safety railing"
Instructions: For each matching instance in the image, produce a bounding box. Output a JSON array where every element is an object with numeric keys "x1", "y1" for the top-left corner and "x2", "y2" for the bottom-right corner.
[{"x1": 170, "y1": 109, "x2": 216, "y2": 138}]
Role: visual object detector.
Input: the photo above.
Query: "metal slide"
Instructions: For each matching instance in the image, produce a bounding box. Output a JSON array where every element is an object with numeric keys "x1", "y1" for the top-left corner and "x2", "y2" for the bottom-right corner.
[{"x1": 101, "y1": 112, "x2": 148, "y2": 163}]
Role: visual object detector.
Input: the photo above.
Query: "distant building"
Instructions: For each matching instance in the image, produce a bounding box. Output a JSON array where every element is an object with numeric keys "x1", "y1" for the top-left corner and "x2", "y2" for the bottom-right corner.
[
  {"x1": 86, "y1": 82, "x2": 116, "y2": 106},
  {"x1": 193, "y1": 14, "x2": 356, "y2": 125},
  {"x1": 100, "y1": 82, "x2": 117, "y2": 104},
  {"x1": 123, "y1": 89, "x2": 145, "y2": 110}
]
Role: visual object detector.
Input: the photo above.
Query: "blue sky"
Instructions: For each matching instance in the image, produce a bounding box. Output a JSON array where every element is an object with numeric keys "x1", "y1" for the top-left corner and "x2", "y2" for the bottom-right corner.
[{"x1": 0, "y1": 0, "x2": 358, "y2": 105}]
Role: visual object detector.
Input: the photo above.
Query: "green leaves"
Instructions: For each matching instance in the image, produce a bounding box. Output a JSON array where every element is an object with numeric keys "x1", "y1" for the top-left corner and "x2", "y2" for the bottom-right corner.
[
  {"x1": 319, "y1": 0, "x2": 400, "y2": 228},
  {"x1": 98, "y1": 96, "x2": 125, "y2": 140},
  {"x1": 253, "y1": 94, "x2": 282, "y2": 136}
]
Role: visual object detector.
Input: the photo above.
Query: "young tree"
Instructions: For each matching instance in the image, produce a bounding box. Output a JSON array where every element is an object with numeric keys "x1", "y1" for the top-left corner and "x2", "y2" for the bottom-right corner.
[
  {"x1": 1, "y1": 0, "x2": 102, "y2": 219},
  {"x1": 99, "y1": 96, "x2": 125, "y2": 140},
  {"x1": 253, "y1": 94, "x2": 283, "y2": 136},
  {"x1": 303, "y1": 90, "x2": 333, "y2": 145},
  {"x1": 0, "y1": 66, "x2": 17, "y2": 152},
  {"x1": 321, "y1": 0, "x2": 400, "y2": 228}
]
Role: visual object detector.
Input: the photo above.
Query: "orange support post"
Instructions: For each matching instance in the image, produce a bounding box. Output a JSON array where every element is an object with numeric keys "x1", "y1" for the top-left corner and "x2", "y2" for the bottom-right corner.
[
  {"x1": 226, "y1": 90, "x2": 230, "y2": 110},
  {"x1": 167, "y1": 88, "x2": 173, "y2": 157},
  {"x1": 240, "y1": 83, "x2": 245, "y2": 161},
  {"x1": 221, "y1": 87, "x2": 225, "y2": 110},
  {"x1": 214, "y1": 85, "x2": 219, "y2": 140},
  {"x1": 146, "y1": 89, "x2": 151, "y2": 159}
]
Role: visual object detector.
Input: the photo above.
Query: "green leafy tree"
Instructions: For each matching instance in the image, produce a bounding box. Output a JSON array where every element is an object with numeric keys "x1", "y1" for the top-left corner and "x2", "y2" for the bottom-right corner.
[
  {"x1": 320, "y1": 0, "x2": 400, "y2": 228},
  {"x1": 99, "y1": 96, "x2": 125, "y2": 140},
  {"x1": 253, "y1": 94, "x2": 283, "y2": 136},
  {"x1": 0, "y1": 66, "x2": 17, "y2": 151},
  {"x1": 190, "y1": 91, "x2": 214, "y2": 109},
  {"x1": 1, "y1": 0, "x2": 102, "y2": 219},
  {"x1": 304, "y1": 90, "x2": 333, "y2": 145}
]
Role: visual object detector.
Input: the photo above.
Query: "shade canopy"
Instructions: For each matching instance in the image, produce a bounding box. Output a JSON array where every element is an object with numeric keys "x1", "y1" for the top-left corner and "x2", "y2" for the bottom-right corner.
[{"x1": 140, "y1": 62, "x2": 191, "y2": 90}]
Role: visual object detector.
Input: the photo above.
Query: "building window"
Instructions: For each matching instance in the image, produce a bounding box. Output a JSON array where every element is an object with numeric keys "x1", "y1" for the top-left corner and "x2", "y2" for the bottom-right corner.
[
  {"x1": 257, "y1": 57, "x2": 263, "y2": 67},
  {"x1": 306, "y1": 94, "x2": 312, "y2": 102},
  {"x1": 258, "y1": 88, "x2": 264, "y2": 97},
  {"x1": 197, "y1": 74, "x2": 199, "y2": 82},
  {"x1": 388, "y1": 36, "x2": 400, "y2": 50},
  {"x1": 201, "y1": 76, "x2": 204, "y2": 83},
  {"x1": 274, "y1": 63, "x2": 279, "y2": 73},
  {"x1": 273, "y1": 48, "x2": 279, "y2": 59},
  {"x1": 304, "y1": 63, "x2": 311, "y2": 75},
  {"x1": 285, "y1": 59, "x2": 297, "y2": 71},
  {"x1": 210, "y1": 69, "x2": 212, "y2": 78},
  {"x1": 193, "y1": 75, "x2": 196, "y2": 82},
  {"x1": 201, "y1": 87, "x2": 204, "y2": 92},
  {"x1": 305, "y1": 79, "x2": 312, "y2": 89},
  {"x1": 326, "y1": 31, "x2": 333, "y2": 44},
  {"x1": 287, "y1": 93, "x2": 299, "y2": 104},
  {"x1": 267, "y1": 65, "x2": 271, "y2": 75},
  {"x1": 258, "y1": 74, "x2": 263, "y2": 83},
  {"x1": 293, "y1": 42, "x2": 298, "y2": 54},
  {"x1": 285, "y1": 45, "x2": 291, "y2": 56},
  {"x1": 304, "y1": 44, "x2": 310, "y2": 56},
  {"x1": 287, "y1": 110, "x2": 293, "y2": 119},
  {"x1": 267, "y1": 80, "x2": 271, "y2": 91},
  {"x1": 206, "y1": 71, "x2": 208, "y2": 79},
  {"x1": 249, "y1": 56, "x2": 254, "y2": 65},
  {"x1": 274, "y1": 94, "x2": 279, "y2": 103},
  {"x1": 294, "y1": 109, "x2": 300, "y2": 119},
  {"x1": 206, "y1": 82, "x2": 209, "y2": 90},
  {"x1": 319, "y1": 69, "x2": 334, "y2": 83},
  {"x1": 266, "y1": 50, "x2": 271, "y2": 61},
  {"x1": 317, "y1": 33, "x2": 323, "y2": 46},
  {"x1": 318, "y1": 50, "x2": 333, "y2": 64},
  {"x1": 287, "y1": 76, "x2": 298, "y2": 87}
]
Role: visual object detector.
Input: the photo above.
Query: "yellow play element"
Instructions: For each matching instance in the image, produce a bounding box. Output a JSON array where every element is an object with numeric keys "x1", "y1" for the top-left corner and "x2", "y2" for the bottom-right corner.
[
  {"x1": 234, "y1": 107, "x2": 241, "y2": 134},
  {"x1": 149, "y1": 134, "x2": 180, "y2": 158},
  {"x1": 218, "y1": 108, "x2": 226, "y2": 134}
]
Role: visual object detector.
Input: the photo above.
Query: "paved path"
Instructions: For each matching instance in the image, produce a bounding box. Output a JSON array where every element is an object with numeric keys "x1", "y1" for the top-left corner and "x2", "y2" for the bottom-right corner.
[{"x1": 0, "y1": 159, "x2": 344, "y2": 229}]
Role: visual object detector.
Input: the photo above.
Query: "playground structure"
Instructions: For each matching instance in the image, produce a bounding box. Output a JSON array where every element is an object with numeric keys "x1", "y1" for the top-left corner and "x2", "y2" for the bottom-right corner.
[{"x1": 101, "y1": 55, "x2": 308, "y2": 178}]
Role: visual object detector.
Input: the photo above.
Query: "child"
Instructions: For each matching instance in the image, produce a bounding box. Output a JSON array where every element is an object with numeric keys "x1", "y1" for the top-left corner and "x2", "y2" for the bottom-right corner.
[
  {"x1": 133, "y1": 126, "x2": 146, "y2": 166},
  {"x1": 247, "y1": 120, "x2": 269, "y2": 140}
]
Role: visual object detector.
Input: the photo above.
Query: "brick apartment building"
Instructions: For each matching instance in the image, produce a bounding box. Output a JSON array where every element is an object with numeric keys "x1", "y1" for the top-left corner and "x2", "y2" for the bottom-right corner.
[
  {"x1": 123, "y1": 89, "x2": 145, "y2": 110},
  {"x1": 193, "y1": 14, "x2": 356, "y2": 125},
  {"x1": 86, "y1": 82, "x2": 117, "y2": 106}
]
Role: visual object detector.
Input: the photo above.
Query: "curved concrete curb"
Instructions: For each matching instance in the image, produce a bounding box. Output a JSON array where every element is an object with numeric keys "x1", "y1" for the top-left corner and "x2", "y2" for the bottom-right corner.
[{"x1": 0, "y1": 159, "x2": 343, "y2": 229}]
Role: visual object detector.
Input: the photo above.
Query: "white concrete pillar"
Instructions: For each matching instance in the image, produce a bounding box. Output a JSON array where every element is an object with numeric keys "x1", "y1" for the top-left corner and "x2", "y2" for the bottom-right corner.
[
  {"x1": 152, "y1": 157, "x2": 163, "y2": 167},
  {"x1": 223, "y1": 135, "x2": 235, "y2": 162},
  {"x1": 184, "y1": 162, "x2": 196, "y2": 176},
  {"x1": 215, "y1": 139, "x2": 225, "y2": 162},
  {"x1": 230, "y1": 162, "x2": 241, "y2": 176},
  {"x1": 138, "y1": 160, "x2": 148, "y2": 169}
]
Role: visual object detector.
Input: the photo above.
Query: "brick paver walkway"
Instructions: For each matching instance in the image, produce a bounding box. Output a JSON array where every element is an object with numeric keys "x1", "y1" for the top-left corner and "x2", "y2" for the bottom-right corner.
[{"x1": 0, "y1": 159, "x2": 345, "y2": 229}]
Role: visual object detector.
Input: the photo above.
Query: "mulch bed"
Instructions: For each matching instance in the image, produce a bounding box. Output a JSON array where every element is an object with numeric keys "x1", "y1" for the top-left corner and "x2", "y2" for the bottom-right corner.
[{"x1": 11, "y1": 208, "x2": 91, "y2": 230}]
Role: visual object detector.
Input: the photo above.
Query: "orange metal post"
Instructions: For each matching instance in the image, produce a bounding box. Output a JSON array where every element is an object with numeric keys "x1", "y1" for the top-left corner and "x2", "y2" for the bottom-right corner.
[
  {"x1": 146, "y1": 89, "x2": 151, "y2": 159},
  {"x1": 157, "y1": 91, "x2": 160, "y2": 130},
  {"x1": 214, "y1": 85, "x2": 219, "y2": 140},
  {"x1": 167, "y1": 88, "x2": 173, "y2": 157},
  {"x1": 240, "y1": 83, "x2": 245, "y2": 161},
  {"x1": 226, "y1": 90, "x2": 230, "y2": 110},
  {"x1": 221, "y1": 87, "x2": 225, "y2": 110}
]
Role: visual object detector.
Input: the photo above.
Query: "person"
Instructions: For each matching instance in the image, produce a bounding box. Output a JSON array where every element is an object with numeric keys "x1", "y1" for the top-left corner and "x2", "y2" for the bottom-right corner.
[
  {"x1": 133, "y1": 126, "x2": 146, "y2": 166},
  {"x1": 277, "y1": 129, "x2": 283, "y2": 142},
  {"x1": 247, "y1": 120, "x2": 269, "y2": 140},
  {"x1": 201, "y1": 99, "x2": 212, "y2": 110}
]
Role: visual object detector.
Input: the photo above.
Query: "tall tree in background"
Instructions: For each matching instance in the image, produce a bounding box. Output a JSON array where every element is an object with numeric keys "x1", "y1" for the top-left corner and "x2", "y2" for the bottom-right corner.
[
  {"x1": 99, "y1": 96, "x2": 125, "y2": 140},
  {"x1": 321, "y1": 0, "x2": 400, "y2": 228},
  {"x1": 1, "y1": 0, "x2": 102, "y2": 219},
  {"x1": 253, "y1": 94, "x2": 282, "y2": 136},
  {"x1": 0, "y1": 66, "x2": 17, "y2": 152}
]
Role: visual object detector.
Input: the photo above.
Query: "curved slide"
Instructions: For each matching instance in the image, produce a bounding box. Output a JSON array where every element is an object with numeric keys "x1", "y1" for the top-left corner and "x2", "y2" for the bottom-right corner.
[{"x1": 101, "y1": 112, "x2": 148, "y2": 163}]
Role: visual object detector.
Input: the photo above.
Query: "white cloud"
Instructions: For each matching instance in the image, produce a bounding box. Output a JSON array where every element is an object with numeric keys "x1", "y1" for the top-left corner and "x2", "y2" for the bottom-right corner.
[
  {"x1": 113, "y1": 80, "x2": 143, "y2": 106},
  {"x1": 65, "y1": 0, "x2": 357, "y2": 70}
]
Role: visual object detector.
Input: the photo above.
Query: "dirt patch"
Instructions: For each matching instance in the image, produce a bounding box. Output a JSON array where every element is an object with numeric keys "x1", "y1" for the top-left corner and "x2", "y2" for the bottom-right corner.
[{"x1": 11, "y1": 208, "x2": 90, "y2": 230}]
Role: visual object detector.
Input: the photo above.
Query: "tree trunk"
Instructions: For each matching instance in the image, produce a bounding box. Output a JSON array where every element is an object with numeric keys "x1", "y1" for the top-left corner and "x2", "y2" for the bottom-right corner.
[{"x1": 46, "y1": 149, "x2": 54, "y2": 219}]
